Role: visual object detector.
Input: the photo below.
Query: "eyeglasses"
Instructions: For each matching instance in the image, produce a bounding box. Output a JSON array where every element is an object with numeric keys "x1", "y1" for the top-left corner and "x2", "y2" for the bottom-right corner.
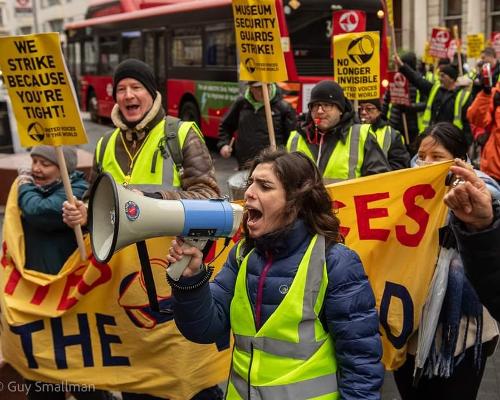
[
  {"x1": 310, "y1": 102, "x2": 335, "y2": 112},
  {"x1": 358, "y1": 105, "x2": 378, "y2": 112}
]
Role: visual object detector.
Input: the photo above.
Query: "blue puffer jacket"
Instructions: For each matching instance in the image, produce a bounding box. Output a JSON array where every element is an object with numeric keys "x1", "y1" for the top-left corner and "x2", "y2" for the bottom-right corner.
[
  {"x1": 172, "y1": 219, "x2": 384, "y2": 400},
  {"x1": 18, "y1": 171, "x2": 88, "y2": 274}
]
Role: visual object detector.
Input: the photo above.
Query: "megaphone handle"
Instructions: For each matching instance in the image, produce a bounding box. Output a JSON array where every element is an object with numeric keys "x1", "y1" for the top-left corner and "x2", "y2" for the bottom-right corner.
[{"x1": 167, "y1": 238, "x2": 208, "y2": 281}]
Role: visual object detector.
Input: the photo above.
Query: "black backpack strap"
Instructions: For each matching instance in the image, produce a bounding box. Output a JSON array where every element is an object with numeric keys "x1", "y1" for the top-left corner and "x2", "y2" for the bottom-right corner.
[{"x1": 163, "y1": 116, "x2": 184, "y2": 176}]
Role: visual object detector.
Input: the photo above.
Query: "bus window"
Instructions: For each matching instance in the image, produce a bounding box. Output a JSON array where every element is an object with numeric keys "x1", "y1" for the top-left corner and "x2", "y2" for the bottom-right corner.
[
  {"x1": 122, "y1": 31, "x2": 142, "y2": 60},
  {"x1": 205, "y1": 24, "x2": 236, "y2": 67},
  {"x1": 144, "y1": 30, "x2": 167, "y2": 89},
  {"x1": 172, "y1": 27, "x2": 202, "y2": 67},
  {"x1": 99, "y1": 35, "x2": 119, "y2": 74},
  {"x1": 83, "y1": 39, "x2": 97, "y2": 75}
]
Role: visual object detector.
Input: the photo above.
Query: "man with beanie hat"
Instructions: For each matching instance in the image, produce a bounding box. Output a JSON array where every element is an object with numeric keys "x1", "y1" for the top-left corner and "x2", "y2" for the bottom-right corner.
[
  {"x1": 287, "y1": 80, "x2": 391, "y2": 182},
  {"x1": 358, "y1": 99, "x2": 410, "y2": 170},
  {"x1": 395, "y1": 54, "x2": 474, "y2": 145},
  {"x1": 62, "y1": 59, "x2": 224, "y2": 400}
]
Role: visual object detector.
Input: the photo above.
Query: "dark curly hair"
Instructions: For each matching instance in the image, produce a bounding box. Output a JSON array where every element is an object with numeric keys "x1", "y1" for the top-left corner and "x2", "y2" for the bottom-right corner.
[{"x1": 242, "y1": 149, "x2": 342, "y2": 246}]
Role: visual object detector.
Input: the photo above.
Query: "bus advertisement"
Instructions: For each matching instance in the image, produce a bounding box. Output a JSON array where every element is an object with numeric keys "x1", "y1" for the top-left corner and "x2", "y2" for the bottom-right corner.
[{"x1": 65, "y1": 0, "x2": 389, "y2": 139}]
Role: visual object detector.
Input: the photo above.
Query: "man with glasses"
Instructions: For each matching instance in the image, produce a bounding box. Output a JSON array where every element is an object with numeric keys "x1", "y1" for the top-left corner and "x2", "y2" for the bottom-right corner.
[
  {"x1": 287, "y1": 80, "x2": 390, "y2": 183},
  {"x1": 359, "y1": 98, "x2": 410, "y2": 170}
]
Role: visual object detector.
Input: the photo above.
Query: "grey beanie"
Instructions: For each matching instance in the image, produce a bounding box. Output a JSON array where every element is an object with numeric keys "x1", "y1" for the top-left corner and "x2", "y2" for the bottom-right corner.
[{"x1": 30, "y1": 145, "x2": 78, "y2": 173}]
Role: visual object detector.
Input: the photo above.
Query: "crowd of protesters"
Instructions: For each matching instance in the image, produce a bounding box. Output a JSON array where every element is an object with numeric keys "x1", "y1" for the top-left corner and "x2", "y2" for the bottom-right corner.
[{"x1": 2, "y1": 45, "x2": 500, "y2": 400}]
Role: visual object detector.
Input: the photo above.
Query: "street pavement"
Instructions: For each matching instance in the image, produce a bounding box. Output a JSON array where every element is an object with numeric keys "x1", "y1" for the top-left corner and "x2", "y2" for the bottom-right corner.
[{"x1": 1, "y1": 115, "x2": 500, "y2": 399}]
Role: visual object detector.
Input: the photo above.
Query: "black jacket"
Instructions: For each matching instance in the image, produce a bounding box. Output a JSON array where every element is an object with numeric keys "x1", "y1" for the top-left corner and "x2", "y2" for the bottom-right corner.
[
  {"x1": 399, "y1": 63, "x2": 474, "y2": 145},
  {"x1": 217, "y1": 86, "x2": 296, "y2": 168},
  {"x1": 451, "y1": 203, "x2": 500, "y2": 322}
]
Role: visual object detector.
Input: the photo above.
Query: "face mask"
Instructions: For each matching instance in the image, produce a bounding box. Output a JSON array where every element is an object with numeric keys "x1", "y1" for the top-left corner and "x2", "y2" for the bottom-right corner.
[{"x1": 415, "y1": 158, "x2": 436, "y2": 167}]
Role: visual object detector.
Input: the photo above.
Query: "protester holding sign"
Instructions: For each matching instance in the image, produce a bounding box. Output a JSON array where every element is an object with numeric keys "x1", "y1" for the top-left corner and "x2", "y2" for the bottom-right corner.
[
  {"x1": 382, "y1": 51, "x2": 427, "y2": 149},
  {"x1": 480, "y1": 47, "x2": 500, "y2": 85},
  {"x1": 358, "y1": 98, "x2": 410, "y2": 170},
  {"x1": 395, "y1": 55, "x2": 474, "y2": 145},
  {"x1": 62, "y1": 59, "x2": 225, "y2": 400},
  {"x1": 19, "y1": 146, "x2": 87, "y2": 274},
  {"x1": 394, "y1": 123, "x2": 499, "y2": 400},
  {"x1": 286, "y1": 80, "x2": 390, "y2": 183},
  {"x1": 217, "y1": 81, "x2": 296, "y2": 170},
  {"x1": 167, "y1": 149, "x2": 384, "y2": 400},
  {"x1": 446, "y1": 161, "x2": 500, "y2": 323}
]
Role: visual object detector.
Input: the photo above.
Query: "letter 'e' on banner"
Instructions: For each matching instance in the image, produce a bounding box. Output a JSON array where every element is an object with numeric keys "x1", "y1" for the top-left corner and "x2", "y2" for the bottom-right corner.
[
  {"x1": 0, "y1": 33, "x2": 87, "y2": 147},
  {"x1": 333, "y1": 31, "x2": 380, "y2": 101},
  {"x1": 232, "y1": 0, "x2": 288, "y2": 82}
]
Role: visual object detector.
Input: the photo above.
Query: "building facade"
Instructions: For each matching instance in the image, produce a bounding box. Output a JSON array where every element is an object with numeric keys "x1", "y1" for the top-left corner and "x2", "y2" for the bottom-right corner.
[{"x1": 397, "y1": 0, "x2": 496, "y2": 57}]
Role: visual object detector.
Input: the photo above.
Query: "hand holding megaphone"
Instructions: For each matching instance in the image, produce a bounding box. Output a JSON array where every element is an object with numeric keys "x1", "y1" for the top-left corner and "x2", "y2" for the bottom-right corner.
[{"x1": 167, "y1": 237, "x2": 206, "y2": 279}]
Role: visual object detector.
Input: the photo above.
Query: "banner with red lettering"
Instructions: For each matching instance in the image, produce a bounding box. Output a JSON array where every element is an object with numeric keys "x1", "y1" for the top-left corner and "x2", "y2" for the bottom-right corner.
[
  {"x1": 1, "y1": 163, "x2": 451, "y2": 388},
  {"x1": 326, "y1": 162, "x2": 450, "y2": 369},
  {"x1": 0, "y1": 181, "x2": 232, "y2": 399},
  {"x1": 333, "y1": 10, "x2": 366, "y2": 35}
]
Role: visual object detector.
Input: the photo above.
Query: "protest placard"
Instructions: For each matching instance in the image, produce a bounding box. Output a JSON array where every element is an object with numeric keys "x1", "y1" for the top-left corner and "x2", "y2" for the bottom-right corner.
[
  {"x1": 333, "y1": 31, "x2": 380, "y2": 100},
  {"x1": 0, "y1": 33, "x2": 87, "y2": 147}
]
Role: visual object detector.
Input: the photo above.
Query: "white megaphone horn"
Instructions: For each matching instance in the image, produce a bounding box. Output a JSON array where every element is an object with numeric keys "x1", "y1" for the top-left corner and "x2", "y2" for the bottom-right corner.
[{"x1": 88, "y1": 173, "x2": 244, "y2": 280}]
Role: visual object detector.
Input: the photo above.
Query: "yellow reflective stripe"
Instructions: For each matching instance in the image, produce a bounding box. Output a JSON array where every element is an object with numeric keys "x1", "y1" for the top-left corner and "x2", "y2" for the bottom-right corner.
[
  {"x1": 452, "y1": 89, "x2": 471, "y2": 130},
  {"x1": 422, "y1": 83, "x2": 440, "y2": 129},
  {"x1": 229, "y1": 369, "x2": 338, "y2": 400},
  {"x1": 233, "y1": 335, "x2": 324, "y2": 360}
]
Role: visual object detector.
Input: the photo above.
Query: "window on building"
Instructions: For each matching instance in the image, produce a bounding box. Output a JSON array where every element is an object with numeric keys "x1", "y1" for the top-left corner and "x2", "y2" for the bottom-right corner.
[
  {"x1": 0, "y1": 8, "x2": 4, "y2": 26},
  {"x1": 172, "y1": 27, "x2": 202, "y2": 67},
  {"x1": 491, "y1": 0, "x2": 500, "y2": 33},
  {"x1": 48, "y1": 0, "x2": 61, "y2": 6},
  {"x1": 443, "y1": 0, "x2": 462, "y2": 36},
  {"x1": 49, "y1": 19, "x2": 64, "y2": 33},
  {"x1": 205, "y1": 23, "x2": 236, "y2": 67},
  {"x1": 19, "y1": 26, "x2": 32, "y2": 35}
]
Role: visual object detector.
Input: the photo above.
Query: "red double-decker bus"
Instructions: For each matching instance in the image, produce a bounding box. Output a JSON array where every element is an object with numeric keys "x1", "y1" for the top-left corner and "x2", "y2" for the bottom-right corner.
[{"x1": 65, "y1": 0, "x2": 389, "y2": 139}]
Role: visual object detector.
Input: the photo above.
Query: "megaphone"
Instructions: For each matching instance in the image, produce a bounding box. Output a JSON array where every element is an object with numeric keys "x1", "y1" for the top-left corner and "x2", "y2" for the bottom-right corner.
[{"x1": 88, "y1": 173, "x2": 244, "y2": 280}]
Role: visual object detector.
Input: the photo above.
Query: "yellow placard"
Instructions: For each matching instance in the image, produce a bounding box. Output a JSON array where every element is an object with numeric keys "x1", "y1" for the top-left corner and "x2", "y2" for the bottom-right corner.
[
  {"x1": 467, "y1": 33, "x2": 485, "y2": 59},
  {"x1": 423, "y1": 41, "x2": 435, "y2": 65},
  {"x1": 333, "y1": 31, "x2": 380, "y2": 100},
  {"x1": 0, "y1": 33, "x2": 87, "y2": 147},
  {"x1": 232, "y1": 0, "x2": 288, "y2": 82}
]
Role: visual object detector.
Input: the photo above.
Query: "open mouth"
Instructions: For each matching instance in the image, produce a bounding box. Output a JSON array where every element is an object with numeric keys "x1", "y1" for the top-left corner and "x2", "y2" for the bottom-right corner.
[
  {"x1": 126, "y1": 104, "x2": 140, "y2": 111},
  {"x1": 246, "y1": 207, "x2": 263, "y2": 225}
]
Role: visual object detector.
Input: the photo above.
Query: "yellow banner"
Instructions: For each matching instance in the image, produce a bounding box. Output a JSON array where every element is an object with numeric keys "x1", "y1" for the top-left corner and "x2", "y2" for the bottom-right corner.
[
  {"x1": 0, "y1": 33, "x2": 87, "y2": 147},
  {"x1": 1, "y1": 163, "x2": 450, "y2": 388},
  {"x1": 386, "y1": 0, "x2": 394, "y2": 28},
  {"x1": 327, "y1": 162, "x2": 450, "y2": 369},
  {"x1": 0, "y1": 182, "x2": 231, "y2": 399},
  {"x1": 233, "y1": 0, "x2": 288, "y2": 82},
  {"x1": 334, "y1": 31, "x2": 380, "y2": 100},
  {"x1": 466, "y1": 33, "x2": 485, "y2": 59}
]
